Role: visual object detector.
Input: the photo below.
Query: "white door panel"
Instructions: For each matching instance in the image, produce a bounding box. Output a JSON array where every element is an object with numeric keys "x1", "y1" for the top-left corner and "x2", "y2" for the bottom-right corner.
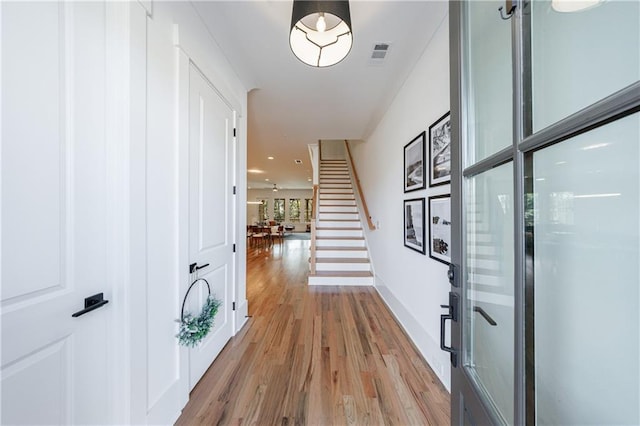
[
  {"x1": 188, "y1": 64, "x2": 234, "y2": 389},
  {"x1": 1, "y1": 2, "x2": 111, "y2": 424}
]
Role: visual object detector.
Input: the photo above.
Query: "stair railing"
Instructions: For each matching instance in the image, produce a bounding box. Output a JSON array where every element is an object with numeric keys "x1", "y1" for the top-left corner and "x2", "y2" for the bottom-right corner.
[
  {"x1": 310, "y1": 184, "x2": 319, "y2": 274},
  {"x1": 344, "y1": 141, "x2": 376, "y2": 230}
]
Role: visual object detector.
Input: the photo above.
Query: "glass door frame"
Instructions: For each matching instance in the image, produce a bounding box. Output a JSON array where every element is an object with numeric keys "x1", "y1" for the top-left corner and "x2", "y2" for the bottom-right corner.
[{"x1": 449, "y1": 0, "x2": 640, "y2": 424}]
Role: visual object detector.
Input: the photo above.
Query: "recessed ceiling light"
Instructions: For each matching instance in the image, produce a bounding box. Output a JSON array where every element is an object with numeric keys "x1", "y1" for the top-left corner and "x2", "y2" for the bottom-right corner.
[
  {"x1": 265, "y1": 178, "x2": 270, "y2": 181},
  {"x1": 248, "y1": 169, "x2": 264, "y2": 174},
  {"x1": 307, "y1": 178, "x2": 312, "y2": 181},
  {"x1": 267, "y1": 156, "x2": 274, "y2": 160},
  {"x1": 294, "y1": 159, "x2": 303, "y2": 164}
]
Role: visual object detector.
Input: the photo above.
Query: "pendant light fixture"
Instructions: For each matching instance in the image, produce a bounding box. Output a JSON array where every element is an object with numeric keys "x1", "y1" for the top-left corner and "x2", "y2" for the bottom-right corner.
[
  {"x1": 289, "y1": 0, "x2": 353, "y2": 67},
  {"x1": 551, "y1": 0, "x2": 602, "y2": 12},
  {"x1": 272, "y1": 184, "x2": 278, "y2": 192}
]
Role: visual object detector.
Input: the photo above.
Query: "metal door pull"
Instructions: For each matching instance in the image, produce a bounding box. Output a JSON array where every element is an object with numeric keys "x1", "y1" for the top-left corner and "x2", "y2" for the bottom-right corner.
[
  {"x1": 72, "y1": 293, "x2": 109, "y2": 318},
  {"x1": 440, "y1": 292, "x2": 459, "y2": 367},
  {"x1": 473, "y1": 306, "x2": 497, "y2": 326}
]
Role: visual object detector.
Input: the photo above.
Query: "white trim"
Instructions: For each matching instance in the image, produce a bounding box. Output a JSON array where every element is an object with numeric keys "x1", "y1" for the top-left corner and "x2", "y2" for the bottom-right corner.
[
  {"x1": 126, "y1": 3, "x2": 150, "y2": 424},
  {"x1": 176, "y1": 45, "x2": 192, "y2": 413}
]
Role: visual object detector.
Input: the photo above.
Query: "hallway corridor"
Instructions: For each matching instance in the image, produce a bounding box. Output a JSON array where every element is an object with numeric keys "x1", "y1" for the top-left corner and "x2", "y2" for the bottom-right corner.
[{"x1": 176, "y1": 238, "x2": 450, "y2": 425}]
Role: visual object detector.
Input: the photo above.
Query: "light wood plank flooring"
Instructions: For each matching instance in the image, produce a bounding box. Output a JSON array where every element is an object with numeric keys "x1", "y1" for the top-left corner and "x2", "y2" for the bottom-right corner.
[{"x1": 176, "y1": 238, "x2": 450, "y2": 425}]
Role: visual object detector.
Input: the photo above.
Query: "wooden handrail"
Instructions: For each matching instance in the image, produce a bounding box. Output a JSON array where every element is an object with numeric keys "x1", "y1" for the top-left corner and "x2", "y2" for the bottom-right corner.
[
  {"x1": 312, "y1": 185, "x2": 318, "y2": 220},
  {"x1": 345, "y1": 141, "x2": 376, "y2": 231}
]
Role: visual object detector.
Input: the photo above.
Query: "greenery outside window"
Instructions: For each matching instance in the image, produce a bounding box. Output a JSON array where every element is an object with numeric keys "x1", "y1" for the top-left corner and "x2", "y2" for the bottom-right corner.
[
  {"x1": 274, "y1": 198, "x2": 285, "y2": 222},
  {"x1": 304, "y1": 198, "x2": 313, "y2": 222},
  {"x1": 289, "y1": 199, "x2": 301, "y2": 222},
  {"x1": 258, "y1": 200, "x2": 268, "y2": 222}
]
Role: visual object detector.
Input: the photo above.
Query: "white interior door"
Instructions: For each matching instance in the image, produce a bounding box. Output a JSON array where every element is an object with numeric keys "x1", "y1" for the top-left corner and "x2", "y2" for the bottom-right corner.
[
  {"x1": 188, "y1": 63, "x2": 235, "y2": 389},
  {"x1": 1, "y1": 2, "x2": 112, "y2": 424}
]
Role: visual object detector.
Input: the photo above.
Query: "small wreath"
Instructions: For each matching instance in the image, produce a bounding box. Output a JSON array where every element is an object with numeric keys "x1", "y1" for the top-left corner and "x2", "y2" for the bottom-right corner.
[{"x1": 177, "y1": 278, "x2": 222, "y2": 347}]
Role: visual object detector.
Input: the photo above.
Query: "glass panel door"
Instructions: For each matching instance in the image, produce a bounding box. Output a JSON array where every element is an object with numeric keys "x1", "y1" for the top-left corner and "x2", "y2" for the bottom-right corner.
[
  {"x1": 530, "y1": 0, "x2": 640, "y2": 132},
  {"x1": 465, "y1": 163, "x2": 515, "y2": 424},
  {"x1": 451, "y1": 0, "x2": 639, "y2": 424},
  {"x1": 464, "y1": 0, "x2": 513, "y2": 165},
  {"x1": 530, "y1": 111, "x2": 639, "y2": 425}
]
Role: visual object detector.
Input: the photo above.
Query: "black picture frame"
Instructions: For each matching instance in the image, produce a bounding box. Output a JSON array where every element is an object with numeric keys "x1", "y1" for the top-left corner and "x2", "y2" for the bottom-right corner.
[
  {"x1": 404, "y1": 198, "x2": 426, "y2": 254},
  {"x1": 428, "y1": 194, "x2": 451, "y2": 265},
  {"x1": 404, "y1": 131, "x2": 426, "y2": 193},
  {"x1": 428, "y1": 112, "x2": 451, "y2": 187}
]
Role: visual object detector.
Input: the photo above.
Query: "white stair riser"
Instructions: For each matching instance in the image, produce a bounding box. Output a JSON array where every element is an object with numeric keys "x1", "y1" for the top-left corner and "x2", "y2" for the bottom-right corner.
[
  {"x1": 468, "y1": 245, "x2": 497, "y2": 256},
  {"x1": 320, "y1": 183, "x2": 353, "y2": 191},
  {"x1": 468, "y1": 233, "x2": 492, "y2": 243},
  {"x1": 319, "y1": 200, "x2": 356, "y2": 206},
  {"x1": 320, "y1": 178, "x2": 350, "y2": 182},
  {"x1": 320, "y1": 183, "x2": 351, "y2": 188},
  {"x1": 315, "y1": 239, "x2": 365, "y2": 247},
  {"x1": 315, "y1": 250, "x2": 368, "y2": 258},
  {"x1": 320, "y1": 194, "x2": 355, "y2": 199},
  {"x1": 319, "y1": 205, "x2": 357, "y2": 212},
  {"x1": 320, "y1": 187, "x2": 353, "y2": 195},
  {"x1": 308, "y1": 276, "x2": 374, "y2": 286},
  {"x1": 319, "y1": 213, "x2": 359, "y2": 220},
  {"x1": 468, "y1": 273, "x2": 501, "y2": 287},
  {"x1": 318, "y1": 220, "x2": 361, "y2": 228},
  {"x1": 468, "y1": 258, "x2": 500, "y2": 270},
  {"x1": 320, "y1": 171, "x2": 349, "y2": 175},
  {"x1": 317, "y1": 229, "x2": 363, "y2": 238},
  {"x1": 316, "y1": 262, "x2": 371, "y2": 272}
]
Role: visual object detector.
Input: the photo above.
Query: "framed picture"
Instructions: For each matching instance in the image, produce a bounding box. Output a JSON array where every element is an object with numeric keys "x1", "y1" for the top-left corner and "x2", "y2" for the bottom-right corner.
[
  {"x1": 428, "y1": 194, "x2": 451, "y2": 265},
  {"x1": 429, "y1": 112, "x2": 451, "y2": 187},
  {"x1": 404, "y1": 198, "x2": 426, "y2": 254},
  {"x1": 404, "y1": 131, "x2": 426, "y2": 193}
]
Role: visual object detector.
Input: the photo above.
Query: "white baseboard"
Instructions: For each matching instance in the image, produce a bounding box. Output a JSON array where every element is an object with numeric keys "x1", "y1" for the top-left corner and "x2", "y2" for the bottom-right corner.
[{"x1": 374, "y1": 276, "x2": 451, "y2": 392}]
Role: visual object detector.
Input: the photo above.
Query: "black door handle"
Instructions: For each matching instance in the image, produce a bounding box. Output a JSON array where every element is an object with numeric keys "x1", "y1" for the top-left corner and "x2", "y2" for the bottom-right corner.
[
  {"x1": 440, "y1": 292, "x2": 458, "y2": 367},
  {"x1": 473, "y1": 306, "x2": 497, "y2": 326},
  {"x1": 189, "y1": 263, "x2": 210, "y2": 274},
  {"x1": 72, "y1": 293, "x2": 109, "y2": 317}
]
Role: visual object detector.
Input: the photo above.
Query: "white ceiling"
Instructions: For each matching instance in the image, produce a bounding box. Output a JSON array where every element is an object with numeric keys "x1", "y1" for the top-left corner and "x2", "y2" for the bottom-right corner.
[{"x1": 192, "y1": 1, "x2": 448, "y2": 190}]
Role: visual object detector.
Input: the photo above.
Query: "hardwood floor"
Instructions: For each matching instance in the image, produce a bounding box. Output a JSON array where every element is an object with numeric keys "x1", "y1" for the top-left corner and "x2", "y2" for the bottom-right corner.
[{"x1": 175, "y1": 239, "x2": 450, "y2": 425}]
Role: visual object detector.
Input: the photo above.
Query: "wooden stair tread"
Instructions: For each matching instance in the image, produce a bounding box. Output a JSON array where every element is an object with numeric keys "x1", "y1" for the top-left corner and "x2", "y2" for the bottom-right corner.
[
  {"x1": 316, "y1": 258, "x2": 370, "y2": 263},
  {"x1": 317, "y1": 227, "x2": 362, "y2": 231},
  {"x1": 317, "y1": 219, "x2": 360, "y2": 222},
  {"x1": 316, "y1": 246, "x2": 367, "y2": 251},
  {"x1": 318, "y1": 212, "x2": 358, "y2": 215},
  {"x1": 309, "y1": 271, "x2": 373, "y2": 277},
  {"x1": 315, "y1": 236, "x2": 364, "y2": 240}
]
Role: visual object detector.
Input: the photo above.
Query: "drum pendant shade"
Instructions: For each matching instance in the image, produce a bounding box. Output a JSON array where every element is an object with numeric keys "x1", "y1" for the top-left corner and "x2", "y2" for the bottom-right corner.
[{"x1": 289, "y1": 0, "x2": 353, "y2": 67}]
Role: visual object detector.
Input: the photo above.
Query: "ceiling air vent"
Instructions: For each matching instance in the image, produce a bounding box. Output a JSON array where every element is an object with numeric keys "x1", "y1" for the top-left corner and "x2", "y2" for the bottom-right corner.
[
  {"x1": 294, "y1": 159, "x2": 303, "y2": 164},
  {"x1": 371, "y1": 43, "x2": 390, "y2": 60}
]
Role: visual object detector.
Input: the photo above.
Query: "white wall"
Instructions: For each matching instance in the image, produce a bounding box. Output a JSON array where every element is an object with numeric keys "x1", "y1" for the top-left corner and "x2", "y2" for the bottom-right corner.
[
  {"x1": 351, "y1": 8, "x2": 452, "y2": 390},
  {"x1": 127, "y1": 1, "x2": 248, "y2": 424},
  {"x1": 247, "y1": 188, "x2": 313, "y2": 232}
]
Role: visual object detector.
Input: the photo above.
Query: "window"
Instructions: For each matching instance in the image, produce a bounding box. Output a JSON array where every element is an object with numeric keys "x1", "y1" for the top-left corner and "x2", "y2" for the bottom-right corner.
[
  {"x1": 258, "y1": 200, "x2": 268, "y2": 222},
  {"x1": 289, "y1": 199, "x2": 301, "y2": 222},
  {"x1": 304, "y1": 198, "x2": 313, "y2": 222},
  {"x1": 273, "y1": 198, "x2": 285, "y2": 222}
]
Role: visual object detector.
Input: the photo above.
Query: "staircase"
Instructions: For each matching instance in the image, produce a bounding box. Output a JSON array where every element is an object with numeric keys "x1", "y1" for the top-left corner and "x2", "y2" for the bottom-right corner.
[{"x1": 308, "y1": 159, "x2": 374, "y2": 286}]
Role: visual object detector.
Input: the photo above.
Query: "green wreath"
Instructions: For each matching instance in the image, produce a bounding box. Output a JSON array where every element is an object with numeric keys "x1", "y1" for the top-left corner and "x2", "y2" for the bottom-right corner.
[{"x1": 177, "y1": 278, "x2": 222, "y2": 348}]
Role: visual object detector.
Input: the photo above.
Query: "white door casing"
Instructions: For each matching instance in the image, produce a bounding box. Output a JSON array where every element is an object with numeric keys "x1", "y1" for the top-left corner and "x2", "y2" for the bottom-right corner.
[
  {"x1": 187, "y1": 63, "x2": 235, "y2": 389},
  {"x1": 1, "y1": 2, "x2": 113, "y2": 424}
]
